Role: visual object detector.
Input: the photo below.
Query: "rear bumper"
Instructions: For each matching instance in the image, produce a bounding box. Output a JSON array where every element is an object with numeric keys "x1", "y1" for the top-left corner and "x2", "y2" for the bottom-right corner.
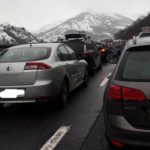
[
  {"x1": 0, "y1": 80, "x2": 59, "y2": 103},
  {"x1": 106, "y1": 114, "x2": 150, "y2": 147}
]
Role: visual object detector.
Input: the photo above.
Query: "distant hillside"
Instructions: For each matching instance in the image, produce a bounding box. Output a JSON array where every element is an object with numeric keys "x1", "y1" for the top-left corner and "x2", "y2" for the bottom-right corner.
[
  {"x1": 37, "y1": 11, "x2": 133, "y2": 41},
  {"x1": 114, "y1": 13, "x2": 150, "y2": 40},
  {"x1": 0, "y1": 24, "x2": 39, "y2": 45}
]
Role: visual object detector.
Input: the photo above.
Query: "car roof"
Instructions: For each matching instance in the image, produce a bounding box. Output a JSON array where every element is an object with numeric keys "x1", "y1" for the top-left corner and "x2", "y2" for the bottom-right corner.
[
  {"x1": 9, "y1": 43, "x2": 62, "y2": 50},
  {"x1": 125, "y1": 37, "x2": 150, "y2": 50}
]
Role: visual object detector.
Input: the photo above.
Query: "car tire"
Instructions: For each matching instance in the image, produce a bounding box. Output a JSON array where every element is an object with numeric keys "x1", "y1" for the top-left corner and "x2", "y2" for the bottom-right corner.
[
  {"x1": 83, "y1": 70, "x2": 88, "y2": 87},
  {"x1": 98, "y1": 61, "x2": 102, "y2": 70},
  {"x1": 98, "y1": 56, "x2": 102, "y2": 70},
  {"x1": 90, "y1": 67, "x2": 95, "y2": 75},
  {"x1": 0, "y1": 103, "x2": 4, "y2": 109},
  {"x1": 58, "y1": 80, "x2": 69, "y2": 109}
]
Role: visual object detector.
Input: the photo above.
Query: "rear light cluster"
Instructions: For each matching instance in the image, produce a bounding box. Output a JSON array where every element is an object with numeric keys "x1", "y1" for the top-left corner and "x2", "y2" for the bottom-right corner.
[
  {"x1": 84, "y1": 50, "x2": 93, "y2": 55},
  {"x1": 108, "y1": 85, "x2": 146, "y2": 101},
  {"x1": 99, "y1": 48, "x2": 106, "y2": 53},
  {"x1": 111, "y1": 140, "x2": 125, "y2": 148},
  {"x1": 24, "y1": 62, "x2": 51, "y2": 70}
]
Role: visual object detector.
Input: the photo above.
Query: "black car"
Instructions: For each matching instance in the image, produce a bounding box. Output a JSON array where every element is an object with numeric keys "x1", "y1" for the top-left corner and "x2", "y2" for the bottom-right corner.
[
  {"x1": 96, "y1": 42, "x2": 108, "y2": 62},
  {"x1": 104, "y1": 37, "x2": 150, "y2": 149},
  {"x1": 62, "y1": 30, "x2": 102, "y2": 74}
]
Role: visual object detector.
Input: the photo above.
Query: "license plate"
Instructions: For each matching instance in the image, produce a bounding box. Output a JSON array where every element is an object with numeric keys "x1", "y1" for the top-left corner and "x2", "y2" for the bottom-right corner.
[{"x1": 0, "y1": 89, "x2": 25, "y2": 98}]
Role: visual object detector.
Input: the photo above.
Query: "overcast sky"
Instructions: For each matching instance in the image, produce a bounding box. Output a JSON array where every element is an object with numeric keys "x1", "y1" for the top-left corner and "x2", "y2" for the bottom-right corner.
[{"x1": 0, "y1": 0, "x2": 150, "y2": 32}]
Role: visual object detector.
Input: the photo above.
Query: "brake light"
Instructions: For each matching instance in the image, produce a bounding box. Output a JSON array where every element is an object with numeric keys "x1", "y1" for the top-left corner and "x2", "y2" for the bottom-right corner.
[
  {"x1": 99, "y1": 48, "x2": 106, "y2": 53},
  {"x1": 108, "y1": 85, "x2": 121, "y2": 100},
  {"x1": 24, "y1": 62, "x2": 51, "y2": 70},
  {"x1": 108, "y1": 85, "x2": 146, "y2": 101},
  {"x1": 122, "y1": 87, "x2": 146, "y2": 101},
  {"x1": 111, "y1": 140, "x2": 125, "y2": 148}
]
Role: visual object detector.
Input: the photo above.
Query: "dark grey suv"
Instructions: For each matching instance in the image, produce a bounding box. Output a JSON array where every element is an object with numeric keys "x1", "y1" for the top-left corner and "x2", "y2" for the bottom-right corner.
[{"x1": 104, "y1": 37, "x2": 150, "y2": 149}]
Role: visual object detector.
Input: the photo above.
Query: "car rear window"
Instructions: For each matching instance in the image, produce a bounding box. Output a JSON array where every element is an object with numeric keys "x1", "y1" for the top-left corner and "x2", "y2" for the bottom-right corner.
[
  {"x1": 0, "y1": 47, "x2": 50, "y2": 62},
  {"x1": 140, "y1": 32, "x2": 150, "y2": 38},
  {"x1": 65, "y1": 42, "x2": 84, "y2": 54},
  {"x1": 116, "y1": 47, "x2": 150, "y2": 81},
  {"x1": 85, "y1": 42, "x2": 97, "y2": 51}
]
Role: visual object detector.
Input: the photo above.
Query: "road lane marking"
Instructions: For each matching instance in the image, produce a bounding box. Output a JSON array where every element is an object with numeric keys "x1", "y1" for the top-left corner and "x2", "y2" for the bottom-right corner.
[
  {"x1": 99, "y1": 73, "x2": 111, "y2": 87},
  {"x1": 107, "y1": 72, "x2": 112, "y2": 77},
  {"x1": 100, "y1": 78, "x2": 109, "y2": 87},
  {"x1": 40, "y1": 126, "x2": 70, "y2": 150}
]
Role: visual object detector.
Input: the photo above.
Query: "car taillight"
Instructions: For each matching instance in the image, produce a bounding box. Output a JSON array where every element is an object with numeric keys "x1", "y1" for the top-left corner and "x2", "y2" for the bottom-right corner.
[
  {"x1": 122, "y1": 87, "x2": 146, "y2": 101},
  {"x1": 99, "y1": 48, "x2": 106, "y2": 53},
  {"x1": 24, "y1": 62, "x2": 51, "y2": 70},
  {"x1": 108, "y1": 85, "x2": 146, "y2": 101},
  {"x1": 84, "y1": 50, "x2": 93, "y2": 55},
  {"x1": 108, "y1": 85, "x2": 121, "y2": 100},
  {"x1": 111, "y1": 140, "x2": 125, "y2": 148}
]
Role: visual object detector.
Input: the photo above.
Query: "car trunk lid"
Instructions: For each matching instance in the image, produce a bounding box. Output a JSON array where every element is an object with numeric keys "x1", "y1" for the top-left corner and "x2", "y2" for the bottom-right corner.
[
  {"x1": 0, "y1": 62, "x2": 37, "y2": 86},
  {"x1": 114, "y1": 80, "x2": 150, "y2": 130}
]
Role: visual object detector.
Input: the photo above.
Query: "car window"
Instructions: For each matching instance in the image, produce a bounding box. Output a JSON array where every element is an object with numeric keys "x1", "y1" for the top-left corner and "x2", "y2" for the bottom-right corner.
[
  {"x1": 0, "y1": 47, "x2": 50, "y2": 62},
  {"x1": 116, "y1": 47, "x2": 150, "y2": 81},
  {"x1": 65, "y1": 45, "x2": 77, "y2": 60},
  {"x1": 86, "y1": 43, "x2": 97, "y2": 51},
  {"x1": 96, "y1": 43, "x2": 104, "y2": 49},
  {"x1": 0, "y1": 49, "x2": 8, "y2": 59},
  {"x1": 57, "y1": 45, "x2": 71, "y2": 61},
  {"x1": 140, "y1": 32, "x2": 150, "y2": 38},
  {"x1": 65, "y1": 42, "x2": 84, "y2": 55}
]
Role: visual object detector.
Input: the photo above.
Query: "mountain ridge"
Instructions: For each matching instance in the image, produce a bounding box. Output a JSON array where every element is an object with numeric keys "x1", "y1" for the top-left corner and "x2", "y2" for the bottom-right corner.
[
  {"x1": 37, "y1": 11, "x2": 133, "y2": 41},
  {"x1": 0, "y1": 24, "x2": 39, "y2": 45}
]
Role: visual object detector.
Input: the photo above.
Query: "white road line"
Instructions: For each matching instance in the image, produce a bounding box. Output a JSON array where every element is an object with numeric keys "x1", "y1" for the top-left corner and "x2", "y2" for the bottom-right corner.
[
  {"x1": 100, "y1": 77, "x2": 109, "y2": 87},
  {"x1": 107, "y1": 72, "x2": 112, "y2": 77},
  {"x1": 99, "y1": 73, "x2": 111, "y2": 87},
  {"x1": 40, "y1": 126, "x2": 70, "y2": 150}
]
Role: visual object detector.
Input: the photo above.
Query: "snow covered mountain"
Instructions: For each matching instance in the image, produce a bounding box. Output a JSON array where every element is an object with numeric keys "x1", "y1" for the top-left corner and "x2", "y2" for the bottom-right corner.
[
  {"x1": 0, "y1": 24, "x2": 39, "y2": 45},
  {"x1": 37, "y1": 11, "x2": 133, "y2": 41}
]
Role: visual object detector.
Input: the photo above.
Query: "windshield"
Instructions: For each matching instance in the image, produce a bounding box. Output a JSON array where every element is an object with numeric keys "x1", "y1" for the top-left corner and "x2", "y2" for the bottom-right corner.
[{"x1": 0, "y1": 47, "x2": 50, "y2": 62}]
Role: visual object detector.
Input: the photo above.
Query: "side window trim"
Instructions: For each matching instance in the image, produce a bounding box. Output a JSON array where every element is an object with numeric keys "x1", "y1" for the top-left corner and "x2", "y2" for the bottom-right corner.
[
  {"x1": 64, "y1": 45, "x2": 77, "y2": 60},
  {"x1": 57, "y1": 49, "x2": 64, "y2": 61},
  {"x1": 57, "y1": 44, "x2": 71, "y2": 61}
]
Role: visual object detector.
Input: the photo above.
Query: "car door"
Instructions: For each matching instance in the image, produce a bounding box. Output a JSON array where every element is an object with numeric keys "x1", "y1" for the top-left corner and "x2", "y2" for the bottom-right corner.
[
  {"x1": 57, "y1": 45, "x2": 78, "y2": 90},
  {"x1": 65, "y1": 45, "x2": 85, "y2": 85}
]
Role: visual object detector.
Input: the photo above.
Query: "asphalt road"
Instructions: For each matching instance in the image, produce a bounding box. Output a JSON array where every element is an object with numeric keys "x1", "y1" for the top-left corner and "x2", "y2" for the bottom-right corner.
[{"x1": 0, "y1": 63, "x2": 115, "y2": 150}]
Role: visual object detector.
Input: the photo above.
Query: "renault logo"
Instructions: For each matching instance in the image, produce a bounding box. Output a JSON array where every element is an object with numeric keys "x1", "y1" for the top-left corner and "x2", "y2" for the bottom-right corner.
[{"x1": 6, "y1": 66, "x2": 11, "y2": 71}]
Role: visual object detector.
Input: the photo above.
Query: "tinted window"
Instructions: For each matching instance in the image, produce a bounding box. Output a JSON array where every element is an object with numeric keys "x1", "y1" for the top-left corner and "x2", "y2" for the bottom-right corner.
[
  {"x1": 116, "y1": 47, "x2": 150, "y2": 81},
  {"x1": 0, "y1": 47, "x2": 50, "y2": 62},
  {"x1": 96, "y1": 43, "x2": 104, "y2": 49},
  {"x1": 140, "y1": 32, "x2": 150, "y2": 38},
  {"x1": 86, "y1": 43, "x2": 97, "y2": 51},
  {"x1": 58, "y1": 45, "x2": 71, "y2": 61},
  {"x1": 65, "y1": 42, "x2": 84, "y2": 54},
  {"x1": 65, "y1": 46, "x2": 77, "y2": 60}
]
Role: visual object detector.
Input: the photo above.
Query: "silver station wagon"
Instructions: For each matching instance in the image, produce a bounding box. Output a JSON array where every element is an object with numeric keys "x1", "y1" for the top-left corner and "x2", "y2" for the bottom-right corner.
[{"x1": 0, "y1": 43, "x2": 88, "y2": 108}]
